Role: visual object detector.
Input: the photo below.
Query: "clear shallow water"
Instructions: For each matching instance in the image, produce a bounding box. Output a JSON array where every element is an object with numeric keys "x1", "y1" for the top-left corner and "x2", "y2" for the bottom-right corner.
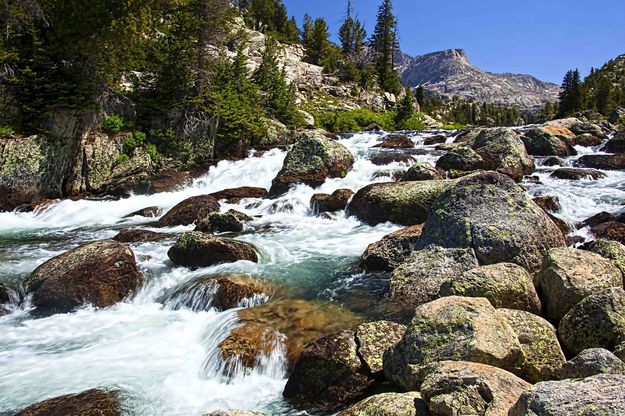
[{"x1": 0, "y1": 130, "x2": 623, "y2": 414}]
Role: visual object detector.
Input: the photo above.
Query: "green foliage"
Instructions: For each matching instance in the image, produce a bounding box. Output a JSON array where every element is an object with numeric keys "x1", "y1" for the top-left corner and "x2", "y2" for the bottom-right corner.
[
  {"x1": 144, "y1": 143, "x2": 159, "y2": 163},
  {"x1": 102, "y1": 115, "x2": 125, "y2": 135},
  {"x1": 242, "y1": 0, "x2": 300, "y2": 43},
  {"x1": 558, "y1": 69, "x2": 586, "y2": 117},
  {"x1": 370, "y1": 0, "x2": 402, "y2": 94},
  {"x1": 115, "y1": 154, "x2": 130, "y2": 165},
  {"x1": 442, "y1": 122, "x2": 464, "y2": 130},
  {"x1": 395, "y1": 88, "x2": 416, "y2": 128},
  {"x1": 303, "y1": 17, "x2": 333, "y2": 67},
  {"x1": 339, "y1": 1, "x2": 367, "y2": 60},
  {"x1": 313, "y1": 108, "x2": 395, "y2": 132},
  {"x1": 0, "y1": 125, "x2": 16, "y2": 137},
  {"x1": 124, "y1": 131, "x2": 147, "y2": 153}
]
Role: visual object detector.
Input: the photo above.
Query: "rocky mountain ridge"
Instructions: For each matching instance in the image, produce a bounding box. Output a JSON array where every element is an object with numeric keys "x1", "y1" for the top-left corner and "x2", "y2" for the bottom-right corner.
[{"x1": 398, "y1": 48, "x2": 560, "y2": 111}]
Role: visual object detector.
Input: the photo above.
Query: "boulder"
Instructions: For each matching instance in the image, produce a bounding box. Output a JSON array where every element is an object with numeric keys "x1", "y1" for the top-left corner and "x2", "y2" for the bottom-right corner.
[
  {"x1": 15, "y1": 389, "x2": 121, "y2": 416},
  {"x1": 0, "y1": 283, "x2": 15, "y2": 316},
  {"x1": 423, "y1": 134, "x2": 447, "y2": 146},
  {"x1": 355, "y1": 320, "x2": 406, "y2": 375},
  {"x1": 157, "y1": 195, "x2": 220, "y2": 227},
  {"x1": 549, "y1": 168, "x2": 606, "y2": 180},
  {"x1": 25, "y1": 240, "x2": 143, "y2": 316},
  {"x1": 569, "y1": 122, "x2": 605, "y2": 138},
  {"x1": 420, "y1": 361, "x2": 530, "y2": 416},
  {"x1": 416, "y1": 172, "x2": 565, "y2": 273},
  {"x1": 579, "y1": 211, "x2": 615, "y2": 228},
  {"x1": 112, "y1": 228, "x2": 169, "y2": 243},
  {"x1": 167, "y1": 232, "x2": 258, "y2": 268},
  {"x1": 383, "y1": 296, "x2": 523, "y2": 390},
  {"x1": 499, "y1": 308, "x2": 566, "y2": 383},
  {"x1": 575, "y1": 133, "x2": 604, "y2": 147},
  {"x1": 400, "y1": 162, "x2": 445, "y2": 181},
  {"x1": 536, "y1": 247, "x2": 622, "y2": 322},
  {"x1": 373, "y1": 134, "x2": 414, "y2": 149},
  {"x1": 310, "y1": 189, "x2": 354, "y2": 214},
  {"x1": 521, "y1": 126, "x2": 577, "y2": 157},
  {"x1": 616, "y1": 343, "x2": 625, "y2": 362},
  {"x1": 608, "y1": 107, "x2": 625, "y2": 124},
  {"x1": 166, "y1": 274, "x2": 273, "y2": 311},
  {"x1": 283, "y1": 331, "x2": 374, "y2": 412},
  {"x1": 509, "y1": 374, "x2": 625, "y2": 416},
  {"x1": 386, "y1": 246, "x2": 479, "y2": 310},
  {"x1": 575, "y1": 153, "x2": 625, "y2": 170},
  {"x1": 125, "y1": 206, "x2": 162, "y2": 218},
  {"x1": 560, "y1": 348, "x2": 625, "y2": 379},
  {"x1": 195, "y1": 211, "x2": 244, "y2": 233},
  {"x1": 440, "y1": 263, "x2": 541, "y2": 314},
  {"x1": 585, "y1": 239, "x2": 625, "y2": 277},
  {"x1": 269, "y1": 133, "x2": 354, "y2": 196},
  {"x1": 370, "y1": 153, "x2": 415, "y2": 166},
  {"x1": 209, "y1": 187, "x2": 268, "y2": 203},
  {"x1": 338, "y1": 392, "x2": 429, "y2": 416},
  {"x1": 543, "y1": 157, "x2": 565, "y2": 167},
  {"x1": 219, "y1": 300, "x2": 360, "y2": 371},
  {"x1": 592, "y1": 221, "x2": 625, "y2": 244},
  {"x1": 438, "y1": 129, "x2": 535, "y2": 181},
  {"x1": 348, "y1": 180, "x2": 449, "y2": 226},
  {"x1": 533, "y1": 195, "x2": 561, "y2": 213},
  {"x1": 602, "y1": 132, "x2": 625, "y2": 153},
  {"x1": 453, "y1": 128, "x2": 483, "y2": 144},
  {"x1": 558, "y1": 288, "x2": 625, "y2": 355},
  {"x1": 360, "y1": 225, "x2": 423, "y2": 272}
]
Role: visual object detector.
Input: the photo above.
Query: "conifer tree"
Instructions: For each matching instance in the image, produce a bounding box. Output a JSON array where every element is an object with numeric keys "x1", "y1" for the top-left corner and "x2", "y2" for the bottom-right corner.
[
  {"x1": 303, "y1": 17, "x2": 331, "y2": 67},
  {"x1": 339, "y1": 1, "x2": 367, "y2": 60},
  {"x1": 370, "y1": 0, "x2": 402, "y2": 94},
  {"x1": 558, "y1": 69, "x2": 585, "y2": 116},
  {"x1": 595, "y1": 76, "x2": 614, "y2": 115},
  {"x1": 395, "y1": 87, "x2": 415, "y2": 128}
]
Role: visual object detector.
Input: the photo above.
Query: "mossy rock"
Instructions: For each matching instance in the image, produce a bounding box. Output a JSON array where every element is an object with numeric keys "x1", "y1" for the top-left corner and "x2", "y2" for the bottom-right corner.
[
  {"x1": 195, "y1": 211, "x2": 244, "y2": 233},
  {"x1": 400, "y1": 162, "x2": 445, "y2": 181},
  {"x1": 585, "y1": 239, "x2": 625, "y2": 277},
  {"x1": 338, "y1": 392, "x2": 429, "y2": 416},
  {"x1": 560, "y1": 348, "x2": 625, "y2": 379}
]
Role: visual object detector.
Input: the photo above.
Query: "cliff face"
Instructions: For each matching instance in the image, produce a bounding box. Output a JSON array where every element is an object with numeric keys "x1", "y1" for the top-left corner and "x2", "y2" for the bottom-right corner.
[{"x1": 398, "y1": 49, "x2": 560, "y2": 111}]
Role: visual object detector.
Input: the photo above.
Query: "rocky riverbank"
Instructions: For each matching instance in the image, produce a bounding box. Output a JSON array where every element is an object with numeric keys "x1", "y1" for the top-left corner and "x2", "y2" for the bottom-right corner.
[{"x1": 2, "y1": 117, "x2": 625, "y2": 415}]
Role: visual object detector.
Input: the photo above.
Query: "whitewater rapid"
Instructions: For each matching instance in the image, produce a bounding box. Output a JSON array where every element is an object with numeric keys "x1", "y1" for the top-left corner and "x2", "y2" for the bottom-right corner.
[{"x1": 0, "y1": 130, "x2": 623, "y2": 415}]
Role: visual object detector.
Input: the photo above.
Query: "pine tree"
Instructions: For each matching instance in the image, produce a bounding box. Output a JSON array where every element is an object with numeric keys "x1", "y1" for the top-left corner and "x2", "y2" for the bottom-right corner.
[
  {"x1": 370, "y1": 0, "x2": 402, "y2": 94},
  {"x1": 558, "y1": 69, "x2": 585, "y2": 116},
  {"x1": 339, "y1": 1, "x2": 366, "y2": 60},
  {"x1": 395, "y1": 87, "x2": 415, "y2": 128},
  {"x1": 415, "y1": 86, "x2": 426, "y2": 107},
  {"x1": 302, "y1": 14, "x2": 314, "y2": 46},
  {"x1": 595, "y1": 76, "x2": 614, "y2": 115},
  {"x1": 303, "y1": 17, "x2": 331, "y2": 67}
]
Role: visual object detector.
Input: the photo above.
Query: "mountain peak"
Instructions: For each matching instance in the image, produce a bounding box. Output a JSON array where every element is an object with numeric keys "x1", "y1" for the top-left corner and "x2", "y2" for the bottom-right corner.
[{"x1": 424, "y1": 48, "x2": 469, "y2": 64}]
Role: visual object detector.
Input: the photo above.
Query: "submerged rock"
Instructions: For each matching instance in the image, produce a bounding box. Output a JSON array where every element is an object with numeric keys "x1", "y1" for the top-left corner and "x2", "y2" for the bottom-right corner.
[
  {"x1": 536, "y1": 247, "x2": 622, "y2": 322},
  {"x1": 602, "y1": 132, "x2": 625, "y2": 153},
  {"x1": 560, "y1": 348, "x2": 625, "y2": 379},
  {"x1": 360, "y1": 225, "x2": 423, "y2": 272},
  {"x1": 125, "y1": 206, "x2": 162, "y2": 218},
  {"x1": 550, "y1": 167, "x2": 606, "y2": 180},
  {"x1": 205, "y1": 411, "x2": 266, "y2": 416},
  {"x1": 269, "y1": 133, "x2": 354, "y2": 196},
  {"x1": 373, "y1": 134, "x2": 414, "y2": 149},
  {"x1": 157, "y1": 195, "x2": 220, "y2": 227},
  {"x1": 209, "y1": 187, "x2": 268, "y2": 203},
  {"x1": 25, "y1": 240, "x2": 143, "y2": 316},
  {"x1": 416, "y1": 172, "x2": 565, "y2": 273},
  {"x1": 338, "y1": 392, "x2": 428, "y2": 416},
  {"x1": 420, "y1": 361, "x2": 530, "y2": 416},
  {"x1": 167, "y1": 232, "x2": 258, "y2": 268},
  {"x1": 15, "y1": 388, "x2": 121, "y2": 416},
  {"x1": 383, "y1": 296, "x2": 523, "y2": 390},
  {"x1": 509, "y1": 374, "x2": 625, "y2": 416},
  {"x1": 310, "y1": 189, "x2": 354, "y2": 213},
  {"x1": 369, "y1": 153, "x2": 415, "y2": 166},
  {"x1": 348, "y1": 180, "x2": 449, "y2": 226},
  {"x1": 0, "y1": 283, "x2": 16, "y2": 316}
]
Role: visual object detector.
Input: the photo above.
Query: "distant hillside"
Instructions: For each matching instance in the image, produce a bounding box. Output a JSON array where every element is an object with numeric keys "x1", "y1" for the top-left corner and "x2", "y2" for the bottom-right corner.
[{"x1": 398, "y1": 49, "x2": 560, "y2": 111}]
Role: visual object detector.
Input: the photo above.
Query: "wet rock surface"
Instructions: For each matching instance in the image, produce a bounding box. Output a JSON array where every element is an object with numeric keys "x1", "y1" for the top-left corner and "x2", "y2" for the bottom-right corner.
[
  {"x1": 167, "y1": 232, "x2": 258, "y2": 268},
  {"x1": 15, "y1": 389, "x2": 121, "y2": 416},
  {"x1": 157, "y1": 194, "x2": 220, "y2": 226}
]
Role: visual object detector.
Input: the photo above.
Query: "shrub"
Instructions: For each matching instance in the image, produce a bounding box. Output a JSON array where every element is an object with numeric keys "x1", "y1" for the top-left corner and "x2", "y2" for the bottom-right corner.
[
  {"x1": 0, "y1": 125, "x2": 16, "y2": 137},
  {"x1": 144, "y1": 143, "x2": 159, "y2": 163},
  {"x1": 102, "y1": 115, "x2": 125, "y2": 135},
  {"x1": 115, "y1": 153, "x2": 129, "y2": 165},
  {"x1": 124, "y1": 131, "x2": 146, "y2": 152}
]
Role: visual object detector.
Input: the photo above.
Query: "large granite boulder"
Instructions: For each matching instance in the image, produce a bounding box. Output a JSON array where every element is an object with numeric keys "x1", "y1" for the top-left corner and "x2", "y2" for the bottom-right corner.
[
  {"x1": 360, "y1": 225, "x2": 423, "y2": 272},
  {"x1": 15, "y1": 389, "x2": 121, "y2": 416},
  {"x1": 269, "y1": 133, "x2": 354, "y2": 196},
  {"x1": 401, "y1": 162, "x2": 445, "y2": 181},
  {"x1": 383, "y1": 296, "x2": 523, "y2": 390},
  {"x1": 157, "y1": 195, "x2": 220, "y2": 227},
  {"x1": 25, "y1": 240, "x2": 143, "y2": 316},
  {"x1": 167, "y1": 232, "x2": 258, "y2": 268},
  {"x1": 440, "y1": 263, "x2": 541, "y2": 314},
  {"x1": 585, "y1": 239, "x2": 625, "y2": 277},
  {"x1": 195, "y1": 211, "x2": 244, "y2": 233},
  {"x1": 536, "y1": 247, "x2": 623, "y2": 322},
  {"x1": 416, "y1": 172, "x2": 565, "y2": 273},
  {"x1": 575, "y1": 153, "x2": 625, "y2": 170},
  {"x1": 560, "y1": 348, "x2": 625, "y2": 379},
  {"x1": 509, "y1": 374, "x2": 625, "y2": 416},
  {"x1": 558, "y1": 288, "x2": 625, "y2": 355},
  {"x1": 338, "y1": 392, "x2": 429, "y2": 416},
  {"x1": 520, "y1": 126, "x2": 577, "y2": 157}
]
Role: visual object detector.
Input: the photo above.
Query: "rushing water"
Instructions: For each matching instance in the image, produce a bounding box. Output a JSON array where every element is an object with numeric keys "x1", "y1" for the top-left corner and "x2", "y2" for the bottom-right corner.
[{"x1": 0, "y1": 130, "x2": 623, "y2": 415}]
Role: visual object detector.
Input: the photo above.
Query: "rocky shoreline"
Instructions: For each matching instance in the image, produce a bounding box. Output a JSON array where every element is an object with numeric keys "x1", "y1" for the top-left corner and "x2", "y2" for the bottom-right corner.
[{"x1": 2, "y1": 116, "x2": 625, "y2": 415}]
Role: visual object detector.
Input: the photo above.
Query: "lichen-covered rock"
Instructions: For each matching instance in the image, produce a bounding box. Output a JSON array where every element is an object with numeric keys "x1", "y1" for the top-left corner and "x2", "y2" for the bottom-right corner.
[
  {"x1": 209, "y1": 186, "x2": 268, "y2": 203},
  {"x1": 521, "y1": 126, "x2": 577, "y2": 157},
  {"x1": 550, "y1": 167, "x2": 606, "y2": 181},
  {"x1": 167, "y1": 232, "x2": 258, "y2": 268},
  {"x1": 440, "y1": 263, "x2": 541, "y2": 314},
  {"x1": 348, "y1": 180, "x2": 450, "y2": 226},
  {"x1": 386, "y1": 246, "x2": 479, "y2": 310},
  {"x1": 576, "y1": 133, "x2": 604, "y2": 147},
  {"x1": 420, "y1": 361, "x2": 531, "y2": 416},
  {"x1": 112, "y1": 228, "x2": 169, "y2": 243},
  {"x1": 509, "y1": 374, "x2": 625, "y2": 416},
  {"x1": 374, "y1": 134, "x2": 414, "y2": 149},
  {"x1": 585, "y1": 239, "x2": 625, "y2": 277},
  {"x1": 558, "y1": 288, "x2": 625, "y2": 355},
  {"x1": 310, "y1": 189, "x2": 354, "y2": 214},
  {"x1": 560, "y1": 348, "x2": 625, "y2": 379},
  {"x1": 195, "y1": 211, "x2": 244, "y2": 233},
  {"x1": 437, "y1": 129, "x2": 535, "y2": 181},
  {"x1": 499, "y1": 308, "x2": 566, "y2": 383},
  {"x1": 591, "y1": 221, "x2": 625, "y2": 244},
  {"x1": 360, "y1": 225, "x2": 423, "y2": 272},
  {"x1": 24, "y1": 240, "x2": 143, "y2": 316},
  {"x1": 269, "y1": 133, "x2": 354, "y2": 196},
  {"x1": 417, "y1": 172, "x2": 565, "y2": 273},
  {"x1": 157, "y1": 195, "x2": 220, "y2": 227},
  {"x1": 536, "y1": 247, "x2": 622, "y2": 322},
  {"x1": 355, "y1": 320, "x2": 406, "y2": 375},
  {"x1": 15, "y1": 388, "x2": 121, "y2": 416},
  {"x1": 166, "y1": 274, "x2": 273, "y2": 311},
  {"x1": 283, "y1": 330, "x2": 373, "y2": 412},
  {"x1": 220, "y1": 300, "x2": 360, "y2": 372},
  {"x1": 383, "y1": 296, "x2": 523, "y2": 390},
  {"x1": 575, "y1": 153, "x2": 625, "y2": 170},
  {"x1": 401, "y1": 162, "x2": 445, "y2": 181},
  {"x1": 338, "y1": 392, "x2": 429, "y2": 416}
]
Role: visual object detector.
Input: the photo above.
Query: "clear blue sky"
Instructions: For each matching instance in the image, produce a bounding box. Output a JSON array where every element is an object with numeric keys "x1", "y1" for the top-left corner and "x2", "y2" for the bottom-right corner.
[{"x1": 282, "y1": 0, "x2": 625, "y2": 84}]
